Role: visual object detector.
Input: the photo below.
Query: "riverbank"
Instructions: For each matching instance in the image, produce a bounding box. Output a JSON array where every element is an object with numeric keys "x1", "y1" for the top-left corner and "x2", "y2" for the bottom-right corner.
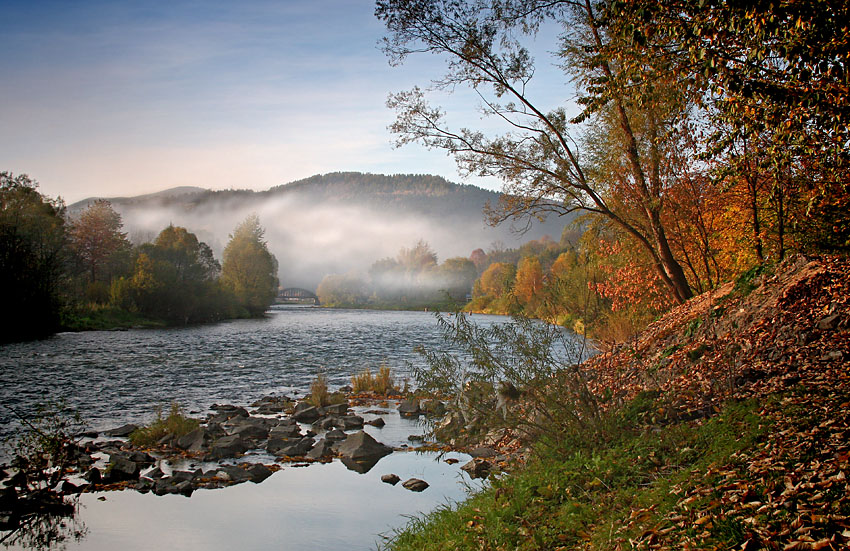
[{"x1": 386, "y1": 255, "x2": 850, "y2": 550}]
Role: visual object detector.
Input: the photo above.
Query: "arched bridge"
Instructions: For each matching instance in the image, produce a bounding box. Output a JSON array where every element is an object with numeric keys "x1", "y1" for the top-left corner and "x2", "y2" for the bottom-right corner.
[{"x1": 277, "y1": 287, "x2": 320, "y2": 305}]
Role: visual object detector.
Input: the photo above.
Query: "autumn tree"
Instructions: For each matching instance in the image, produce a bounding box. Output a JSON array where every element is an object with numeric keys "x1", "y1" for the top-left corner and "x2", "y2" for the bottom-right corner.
[
  {"x1": 0, "y1": 172, "x2": 67, "y2": 341},
  {"x1": 220, "y1": 215, "x2": 279, "y2": 316},
  {"x1": 514, "y1": 255, "x2": 544, "y2": 309},
  {"x1": 377, "y1": 0, "x2": 695, "y2": 303},
  {"x1": 68, "y1": 200, "x2": 131, "y2": 302}
]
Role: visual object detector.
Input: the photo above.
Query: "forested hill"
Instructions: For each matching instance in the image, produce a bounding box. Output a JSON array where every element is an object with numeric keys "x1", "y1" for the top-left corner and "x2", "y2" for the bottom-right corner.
[{"x1": 70, "y1": 172, "x2": 569, "y2": 289}]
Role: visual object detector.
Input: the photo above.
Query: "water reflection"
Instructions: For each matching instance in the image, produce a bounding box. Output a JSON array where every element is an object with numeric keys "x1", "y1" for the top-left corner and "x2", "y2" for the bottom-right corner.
[{"x1": 0, "y1": 497, "x2": 86, "y2": 551}]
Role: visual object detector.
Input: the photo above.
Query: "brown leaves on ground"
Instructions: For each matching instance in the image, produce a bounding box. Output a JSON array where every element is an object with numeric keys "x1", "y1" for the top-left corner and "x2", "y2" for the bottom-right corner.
[{"x1": 586, "y1": 254, "x2": 850, "y2": 550}]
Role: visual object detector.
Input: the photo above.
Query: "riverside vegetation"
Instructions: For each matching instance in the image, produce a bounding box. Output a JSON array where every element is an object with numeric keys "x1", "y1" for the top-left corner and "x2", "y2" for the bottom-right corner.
[
  {"x1": 0, "y1": 172, "x2": 279, "y2": 343},
  {"x1": 387, "y1": 255, "x2": 850, "y2": 550}
]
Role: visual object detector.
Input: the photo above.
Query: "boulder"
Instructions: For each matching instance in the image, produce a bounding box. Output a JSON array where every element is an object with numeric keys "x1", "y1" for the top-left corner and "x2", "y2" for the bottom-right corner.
[
  {"x1": 207, "y1": 435, "x2": 249, "y2": 460},
  {"x1": 468, "y1": 446, "x2": 497, "y2": 458},
  {"x1": 324, "y1": 403, "x2": 349, "y2": 415},
  {"x1": 124, "y1": 450, "x2": 155, "y2": 465},
  {"x1": 305, "y1": 439, "x2": 334, "y2": 460},
  {"x1": 336, "y1": 431, "x2": 392, "y2": 461},
  {"x1": 104, "y1": 456, "x2": 140, "y2": 482},
  {"x1": 312, "y1": 417, "x2": 338, "y2": 431},
  {"x1": 84, "y1": 467, "x2": 102, "y2": 484},
  {"x1": 338, "y1": 415, "x2": 365, "y2": 430},
  {"x1": 215, "y1": 466, "x2": 254, "y2": 484},
  {"x1": 325, "y1": 429, "x2": 347, "y2": 442},
  {"x1": 104, "y1": 423, "x2": 138, "y2": 437},
  {"x1": 228, "y1": 421, "x2": 270, "y2": 440},
  {"x1": 398, "y1": 399, "x2": 421, "y2": 417},
  {"x1": 365, "y1": 417, "x2": 386, "y2": 428},
  {"x1": 381, "y1": 474, "x2": 400, "y2": 485},
  {"x1": 176, "y1": 427, "x2": 210, "y2": 451},
  {"x1": 270, "y1": 424, "x2": 302, "y2": 439},
  {"x1": 292, "y1": 404, "x2": 323, "y2": 423},
  {"x1": 141, "y1": 466, "x2": 164, "y2": 480},
  {"x1": 402, "y1": 478, "x2": 429, "y2": 492},
  {"x1": 244, "y1": 463, "x2": 273, "y2": 483},
  {"x1": 135, "y1": 478, "x2": 154, "y2": 493},
  {"x1": 208, "y1": 405, "x2": 249, "y2": 424},
  {"x1": 460, "y1": 459, "x2": 492, "y2": 479},
  {"x1": 270, "y1": 436, "x2": 315, "y2": 457}
]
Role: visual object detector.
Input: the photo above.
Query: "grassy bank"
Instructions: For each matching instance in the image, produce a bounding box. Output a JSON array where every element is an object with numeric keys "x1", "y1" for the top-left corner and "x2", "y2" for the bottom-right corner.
[{"x1": 388, "y1": 255, "x2": 850, "y2": 550}]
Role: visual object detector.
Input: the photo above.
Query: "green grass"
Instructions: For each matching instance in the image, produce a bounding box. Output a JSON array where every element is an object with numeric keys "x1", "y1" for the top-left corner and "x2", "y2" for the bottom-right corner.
[
  {"x1": 60, "y1": 304, "x2": 164, "y2": 331},
  {"x1": 129, "y1": 402, "x2": 199, "y2": 447},
  {"x1": 386, "y1": 397, "x2": 767, "y2": 551}
]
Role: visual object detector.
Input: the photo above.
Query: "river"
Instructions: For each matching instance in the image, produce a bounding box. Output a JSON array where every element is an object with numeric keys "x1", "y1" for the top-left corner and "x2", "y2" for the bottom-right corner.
[{"x1": 1, "y1": 306, "x2": 533, "y2": 551}]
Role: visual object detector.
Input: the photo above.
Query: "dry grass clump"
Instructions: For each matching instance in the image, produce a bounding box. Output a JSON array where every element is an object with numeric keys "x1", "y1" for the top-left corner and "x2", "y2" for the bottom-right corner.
[
  {"x1": 351, "y1": 365, "x2": 396, "y2": 395},
  {"x1": 129, "y1": 402, "x2": 199, "y2": 446},
  {"x1": 308, "y1": 372, "x2": 347, "y2": 407}
]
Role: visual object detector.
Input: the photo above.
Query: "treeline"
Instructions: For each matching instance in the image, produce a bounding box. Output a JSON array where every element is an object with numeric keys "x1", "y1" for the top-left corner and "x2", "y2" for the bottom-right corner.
[
  {"x1": 316, "y1": 240, "x2": 477, "y2": 309},
  {"x1": 1, "y1": 172, "x2": 278, "y2": 343},
  {"x1": 377, "y1": 0, "x2": 849, "y2": 342}
]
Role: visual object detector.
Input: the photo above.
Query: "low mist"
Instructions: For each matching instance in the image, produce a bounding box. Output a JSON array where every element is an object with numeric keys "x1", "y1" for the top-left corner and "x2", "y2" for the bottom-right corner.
[{"x1": 113, "y1": 194, "x2": 554, "y2": 290}]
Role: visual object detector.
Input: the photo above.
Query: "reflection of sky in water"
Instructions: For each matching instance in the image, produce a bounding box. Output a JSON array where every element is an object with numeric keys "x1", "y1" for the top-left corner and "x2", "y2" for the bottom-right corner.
[{"x1": 57, "y1": 451, "x2": 478, "y2": 551}]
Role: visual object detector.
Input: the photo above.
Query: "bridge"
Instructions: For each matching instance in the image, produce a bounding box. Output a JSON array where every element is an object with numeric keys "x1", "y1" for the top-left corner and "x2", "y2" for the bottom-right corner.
[{"x1": 277, "y1": 287, "x2": 320, "y2": 305}]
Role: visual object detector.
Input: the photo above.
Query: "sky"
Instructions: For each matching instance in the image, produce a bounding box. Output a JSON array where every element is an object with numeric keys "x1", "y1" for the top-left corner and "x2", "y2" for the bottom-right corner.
[{"x1": 1, "y1": 0, "x2": 570, "y2": 204}]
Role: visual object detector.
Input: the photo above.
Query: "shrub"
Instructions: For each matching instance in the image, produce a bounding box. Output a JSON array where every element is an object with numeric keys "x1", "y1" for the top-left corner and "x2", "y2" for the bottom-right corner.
[
  {"x1": 308, "y1": 372, "x2": 330, "y2": 407},
  {"x1": 351, "y1": 364, "x2": 396, "y2": 395},
  {"x1": 129, "y1": 402, "x2": 198, "y2": 447},
  {"x1": 414, "y1": 311, "x2": 599, "y2": 453}
]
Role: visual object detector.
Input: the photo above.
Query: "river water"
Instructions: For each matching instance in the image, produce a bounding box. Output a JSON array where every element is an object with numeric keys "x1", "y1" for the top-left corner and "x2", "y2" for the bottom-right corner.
[
  {"x1": 0, "y1": 306, "x2": 511, "y2": 441},
  {"x1": 1, "y1": 306, "x2": 539, "y2": 551}
]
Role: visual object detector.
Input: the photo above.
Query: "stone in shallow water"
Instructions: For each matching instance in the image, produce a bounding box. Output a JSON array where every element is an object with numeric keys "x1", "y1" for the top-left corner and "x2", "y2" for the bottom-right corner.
[
  {"x1": 402, "y1": 478, "x2": 429, "y2": 492},
  {"x1": 336, "y1": 431, "x2": 392, "y2": 461},
  {"x1": 381, "y1": 474, "x2": 400, "y2": 485},
  {"x1": 103, "y1": 423, "x2": 138, "y2": 437}
]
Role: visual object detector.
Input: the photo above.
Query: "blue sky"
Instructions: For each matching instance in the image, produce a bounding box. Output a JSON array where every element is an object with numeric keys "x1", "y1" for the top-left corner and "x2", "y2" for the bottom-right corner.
[{"x1": 1, "y1": 0, "x2": 569, "y2": 203}]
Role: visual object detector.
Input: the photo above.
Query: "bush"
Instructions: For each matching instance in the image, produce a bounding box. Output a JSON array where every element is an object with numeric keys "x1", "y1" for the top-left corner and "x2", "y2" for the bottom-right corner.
[
  {"x1": 351, "y1": 364, "x2": 396, "y2": 394},
  {"x1": 309, "y1": 373, "x2": 330, "y2": 407},
  {"x1": 414, "y1": 312, "x2": 598, "y2": 453},
  {"x1": 129, "y1": 402, "x2": 198, "y2": 447}
]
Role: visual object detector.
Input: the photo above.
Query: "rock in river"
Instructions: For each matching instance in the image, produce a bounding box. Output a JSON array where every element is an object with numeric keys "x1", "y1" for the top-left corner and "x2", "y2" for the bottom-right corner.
[
  {"x1": 402, "y1": 478, "x2": 429, "y2": 492},
  {"x1": 336, "y1": 431, "x2": 392, "y2": 461}
]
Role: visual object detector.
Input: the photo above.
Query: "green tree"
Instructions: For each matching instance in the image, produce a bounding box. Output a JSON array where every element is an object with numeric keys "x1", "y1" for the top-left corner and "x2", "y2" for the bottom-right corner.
[
  {"x1": 220, "y1": 215, "x2": 279, "y2": 316},
  {"x1": 0, "y1": 172, "x2": 67, "y2": 342},
  {"x1": 116, "y1": 225, "x2": 223, "y2": 324}
]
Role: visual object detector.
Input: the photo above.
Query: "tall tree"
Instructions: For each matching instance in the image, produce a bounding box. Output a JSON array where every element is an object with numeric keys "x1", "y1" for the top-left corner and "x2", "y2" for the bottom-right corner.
[
  {"x1": 377, "y1": 0, "x2": 695, "y2": 303},
  {"x1": 220, "y1": 215, "x2": 279, "y2": 316},
  {"x1": 0, "y1": 172, "x2": 67, "y2": 341},
  {"x1": 68, "y1": 200, "x2": 131, "y2": 285}
]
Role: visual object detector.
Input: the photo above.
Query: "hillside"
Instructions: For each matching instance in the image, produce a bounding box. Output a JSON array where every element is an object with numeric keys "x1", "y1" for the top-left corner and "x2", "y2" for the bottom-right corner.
[
  {"x1": 69, "y1": 172, "x2": 569, "y2": 289},
  {"x1": 390, "y1": 255, "x2": 850, "y2": 550}
]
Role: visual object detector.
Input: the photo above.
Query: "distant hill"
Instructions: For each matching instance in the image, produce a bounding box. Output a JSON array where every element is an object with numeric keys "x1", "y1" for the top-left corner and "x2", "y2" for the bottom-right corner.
[{"x1": 70, "y1": 172, "x2": 572, "y2": 289}]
